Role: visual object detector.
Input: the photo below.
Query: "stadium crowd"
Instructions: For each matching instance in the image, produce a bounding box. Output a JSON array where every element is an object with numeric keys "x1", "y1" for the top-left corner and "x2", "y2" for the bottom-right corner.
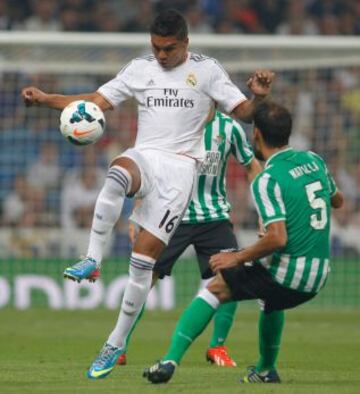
[
  {"x1": 0, "y1": 0, "x2": 359, "y2": 35},
  {"x1": 0, "y1": 0, "x2": 359, "y2": 258}
]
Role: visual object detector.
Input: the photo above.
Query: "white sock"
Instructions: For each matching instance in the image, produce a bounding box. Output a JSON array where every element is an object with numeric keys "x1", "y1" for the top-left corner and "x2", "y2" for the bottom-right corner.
[
  {"x1": 198, "y1": 288, "x2": 220, "y2": 309},
  {"x1": 107, "y1": 252, "x2": 155, "y2": 348},
  {"x1": 87, "y1": 165, "x2": 132, "y2": 263}
]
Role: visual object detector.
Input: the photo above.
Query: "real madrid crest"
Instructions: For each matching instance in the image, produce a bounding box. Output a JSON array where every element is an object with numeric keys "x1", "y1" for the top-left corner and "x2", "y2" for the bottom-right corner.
[{"x1": 186, "y1": 73, "x2": 197, "y2": 87}]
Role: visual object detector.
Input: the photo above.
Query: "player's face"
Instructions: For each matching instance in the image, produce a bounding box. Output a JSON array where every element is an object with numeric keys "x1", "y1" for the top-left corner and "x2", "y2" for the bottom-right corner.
[{"x1": 151, "y1": 34, "x2": 189, "y2": 69}]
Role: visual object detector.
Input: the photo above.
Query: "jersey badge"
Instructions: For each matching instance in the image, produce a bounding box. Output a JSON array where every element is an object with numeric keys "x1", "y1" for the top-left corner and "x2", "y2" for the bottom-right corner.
[
  {"x1": 186, "y1": 73, "x2": 197, "y2": 87},
  {"x1": 213, "y1": 135, "x2": 225, "y2": 147}
]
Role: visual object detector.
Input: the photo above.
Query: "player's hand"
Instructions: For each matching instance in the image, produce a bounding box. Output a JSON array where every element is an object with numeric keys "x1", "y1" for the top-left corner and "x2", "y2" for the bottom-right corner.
[
  {"x1": 21, "y1": 86, "x2": 48, "y2": 107},
  {"x1": 247, "y1": 70, "x2": 274, "y2": 98},
  {"x1": 128, "y1": 222, "x2": 138, "y2": 245},
  {"x1": 210, "y1": 252, "x2": 239, "y2": 273}
]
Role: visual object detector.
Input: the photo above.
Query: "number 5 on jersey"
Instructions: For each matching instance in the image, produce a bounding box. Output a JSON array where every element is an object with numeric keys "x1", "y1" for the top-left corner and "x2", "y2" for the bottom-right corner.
[{"x1": 305, "y1": 181, "x2": 328, "y2": 230}]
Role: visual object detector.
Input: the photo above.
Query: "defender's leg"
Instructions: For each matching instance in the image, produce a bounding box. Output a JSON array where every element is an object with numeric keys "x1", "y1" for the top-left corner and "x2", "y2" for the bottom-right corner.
[{"x1": 144, "y1": 273, "x2": 231, "y2": 383}]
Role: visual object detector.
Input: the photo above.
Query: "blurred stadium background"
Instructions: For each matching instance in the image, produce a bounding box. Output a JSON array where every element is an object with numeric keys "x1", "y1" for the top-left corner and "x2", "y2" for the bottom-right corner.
[{"x1": 0, "y1": 0, "x2": 359, "y2": 311}]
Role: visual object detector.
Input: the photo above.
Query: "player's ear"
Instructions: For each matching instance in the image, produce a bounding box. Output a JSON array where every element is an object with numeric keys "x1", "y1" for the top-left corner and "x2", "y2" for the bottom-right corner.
[{"x1": 252, "y1": 126, "x2": 264, "y2": 148}]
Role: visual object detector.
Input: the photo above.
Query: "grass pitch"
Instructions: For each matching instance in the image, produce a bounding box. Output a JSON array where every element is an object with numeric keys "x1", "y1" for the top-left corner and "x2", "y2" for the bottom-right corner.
[{"x1": 0, "y1": 308, "x2": 359, "y2": 394}]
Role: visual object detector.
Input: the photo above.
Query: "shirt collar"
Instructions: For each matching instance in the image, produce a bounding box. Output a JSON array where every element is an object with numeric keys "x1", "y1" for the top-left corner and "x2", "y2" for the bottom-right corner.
[{"x1": 265, "y1": 147, "x2": 294, "y2": 168}]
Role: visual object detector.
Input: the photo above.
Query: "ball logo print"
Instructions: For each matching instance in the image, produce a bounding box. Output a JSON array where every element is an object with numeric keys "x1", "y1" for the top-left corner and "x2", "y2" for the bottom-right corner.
[
  {"x1": 73, "y1": 128, "x2": 96, "y2": 137},
  {"x1": 60, "y1": 100, "x2": 105, "y2": 146},
  {"x1": 69, "y1": 102, "x2": 96, "y2": 124}
]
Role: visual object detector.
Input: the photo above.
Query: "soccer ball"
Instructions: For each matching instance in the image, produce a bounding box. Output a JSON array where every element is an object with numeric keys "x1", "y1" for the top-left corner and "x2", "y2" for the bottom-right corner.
[{"x1": 60, "y1": 100, "x2": 105, "y2": 145}]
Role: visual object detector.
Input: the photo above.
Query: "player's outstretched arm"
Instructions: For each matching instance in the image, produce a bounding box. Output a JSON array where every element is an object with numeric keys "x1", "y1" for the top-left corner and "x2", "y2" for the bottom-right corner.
[
  {"x1": 232, "y1": 70, "x2": 275, "y2": 123},
  {"x1": 21, "y1": 87, "x2": 112, "y2": 111},
  {"x1": 210, "y1": 221, "x2": 287, "y2": 272}
]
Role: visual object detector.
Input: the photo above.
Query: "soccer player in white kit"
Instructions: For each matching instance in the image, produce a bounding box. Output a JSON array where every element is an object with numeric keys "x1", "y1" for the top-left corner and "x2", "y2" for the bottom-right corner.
[{"x1": 22, "y1": 9, "x2": 274, "y2": 380}]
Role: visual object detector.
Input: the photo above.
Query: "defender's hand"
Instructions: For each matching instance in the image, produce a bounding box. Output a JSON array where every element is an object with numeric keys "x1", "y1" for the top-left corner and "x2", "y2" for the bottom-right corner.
[
  {"x1": 210, "y1": 252, "x2": 239, "y2": 273},
  {"x1": 247, "y1": 70, "x2": 274, "y2": 98},
  {"x1": 21, "y1": 86, "x2": 48, "y2": 107}
]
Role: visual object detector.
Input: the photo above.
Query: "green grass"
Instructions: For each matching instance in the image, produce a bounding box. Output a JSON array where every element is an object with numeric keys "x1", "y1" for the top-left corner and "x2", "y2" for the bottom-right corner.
[{"x1": 0, "y1": 308, "x2": 359, "y2": 393}]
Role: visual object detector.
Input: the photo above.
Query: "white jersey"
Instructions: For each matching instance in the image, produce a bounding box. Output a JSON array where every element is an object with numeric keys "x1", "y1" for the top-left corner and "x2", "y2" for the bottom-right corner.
[{"x1": 98, "y1": 52, "x2": 247, "y2": 159}]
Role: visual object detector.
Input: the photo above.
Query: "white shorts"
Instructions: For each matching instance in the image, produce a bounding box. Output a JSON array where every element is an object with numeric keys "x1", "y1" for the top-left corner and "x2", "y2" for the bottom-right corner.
[{"x1": 120, "y1": 148, "x2": 197, "y2": 245}]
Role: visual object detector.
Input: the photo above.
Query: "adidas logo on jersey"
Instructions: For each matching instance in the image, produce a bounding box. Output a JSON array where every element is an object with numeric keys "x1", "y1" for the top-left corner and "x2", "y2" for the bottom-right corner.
[{"x1": 147, "y1": 79, "x2": 155, "y2": 86}]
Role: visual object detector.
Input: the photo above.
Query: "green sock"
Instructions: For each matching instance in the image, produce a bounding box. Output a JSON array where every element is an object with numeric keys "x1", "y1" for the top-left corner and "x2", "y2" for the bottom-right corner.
[
  {"x1": 209, "y1": 301, "x2": 237, "y2": 348},
  {"x1": 256, "y1": 310, "x2": 285, "y2": 372},
  {"x1": 163, "y1": 297, "x2": 217, "y2": 364},
  {"x1": 124, "y1": 304, "x2": 145, "y2": 353}
]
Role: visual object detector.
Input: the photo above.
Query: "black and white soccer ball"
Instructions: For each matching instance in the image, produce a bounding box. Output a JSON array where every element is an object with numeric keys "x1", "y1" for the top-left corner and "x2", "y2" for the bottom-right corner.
[{"x1": 60, "y1": 100, "x2": 105, "y2": 146}]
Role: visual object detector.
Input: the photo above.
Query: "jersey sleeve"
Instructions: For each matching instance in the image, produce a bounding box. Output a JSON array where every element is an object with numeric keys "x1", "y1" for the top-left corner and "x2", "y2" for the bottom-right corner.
[
  {"x1": 322, "y1": 162, "x2": 337, "y2": 196},
  {"x1": 251, "y1": 172, "x2": 286, "y2": 227},
  {"x1": 327, "y1": 171, "x2": 337, "y2": 196},
  {"x1": 97, "y1": 61, "x2": 135, "y2": 106},
  {"x1": 230, "y1": 121, "x2": 254, "y2": 165},
  {"x1": 204, "y1": 60, "x2": 247, "y2": 113}
]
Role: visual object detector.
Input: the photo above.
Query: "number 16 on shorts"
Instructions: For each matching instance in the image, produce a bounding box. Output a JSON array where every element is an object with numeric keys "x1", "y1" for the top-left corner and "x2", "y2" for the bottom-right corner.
[{"x1": 159, "y1": 209, "x2": 179, "y2": 234}]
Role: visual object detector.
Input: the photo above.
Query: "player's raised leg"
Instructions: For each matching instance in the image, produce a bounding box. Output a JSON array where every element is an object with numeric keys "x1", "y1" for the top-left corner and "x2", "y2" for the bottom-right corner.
[
  {"x1": 87, "y1": 229, "x2": 164, "y2": 379},
  {"x1": 88, "y1": 148, "x2": 196, "y2": 379},
  {"x1": 63, "y1": 157, "x2": 140, "y2": 282}
]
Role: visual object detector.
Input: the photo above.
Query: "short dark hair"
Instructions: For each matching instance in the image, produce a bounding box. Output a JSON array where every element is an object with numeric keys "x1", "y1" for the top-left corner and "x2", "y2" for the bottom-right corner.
[
  {"x1": 150, "y1": 9, "x2": 188, "y2": 40},
  {"x1": 254, "y1": 101, "x2": 292, "y2": 147}
]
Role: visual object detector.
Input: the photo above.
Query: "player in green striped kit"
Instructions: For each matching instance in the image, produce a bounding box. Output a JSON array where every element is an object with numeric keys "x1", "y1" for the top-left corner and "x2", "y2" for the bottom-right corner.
[
  {"x1": 185, "y1": 109, "x2": 257, "y2": 224},
  {"x1": 144, "y1": 100, "x2": 344, "y2": 384},
  {"x1": 119, "y1": 108, "x2": 261, "y2": 367}
]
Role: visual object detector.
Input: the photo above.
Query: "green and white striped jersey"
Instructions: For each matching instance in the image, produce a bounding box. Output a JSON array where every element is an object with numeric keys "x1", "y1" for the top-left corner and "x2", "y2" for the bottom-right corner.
[
  {"x1": 251, "y1": 148, "x2": 338, "y2": 293},
  {"x1": 182, "y1": 111, "x2": 254, "y2": 224}
]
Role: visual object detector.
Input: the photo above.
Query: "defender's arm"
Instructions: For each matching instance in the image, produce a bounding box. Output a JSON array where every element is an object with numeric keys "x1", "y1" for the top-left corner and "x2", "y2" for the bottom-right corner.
[{"x1": 210, "y1": 221, "x2": 287, "y2": 272}]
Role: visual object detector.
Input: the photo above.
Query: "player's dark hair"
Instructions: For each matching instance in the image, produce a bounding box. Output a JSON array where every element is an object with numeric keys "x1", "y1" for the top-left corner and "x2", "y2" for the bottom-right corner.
[
  {"x1": 254, "y1": 101, "x2": 292, "y2": 147},
  {"x1": 150, "y1": 9, "x2": 188, "y2": 40}
]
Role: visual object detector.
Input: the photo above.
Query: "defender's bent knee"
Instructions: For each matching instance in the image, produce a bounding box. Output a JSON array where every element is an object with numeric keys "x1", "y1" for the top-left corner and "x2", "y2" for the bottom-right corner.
[{"x1": 206, "y1": 272, "x2": 232, "y2": 303}]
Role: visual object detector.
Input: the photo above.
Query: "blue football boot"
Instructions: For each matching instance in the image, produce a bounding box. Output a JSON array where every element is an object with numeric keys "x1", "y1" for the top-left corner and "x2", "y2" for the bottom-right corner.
[
  {"x1": 63, "y1": 257, "x2": 100, "y2": 283},
  {"x1": 240, "y1": 366, "x2": 281, "y2": 383},
  {"x1": 87, "y1": 343, "x2": 123, "y2": 379}
]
